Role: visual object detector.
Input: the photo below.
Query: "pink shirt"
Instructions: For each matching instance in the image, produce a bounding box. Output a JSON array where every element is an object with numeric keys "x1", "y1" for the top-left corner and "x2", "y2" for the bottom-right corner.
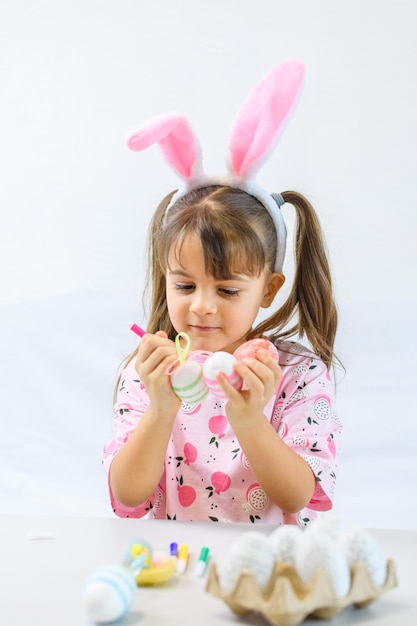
[{"x1": 103, "y1": 341, "x2": 342, "y2": 526}]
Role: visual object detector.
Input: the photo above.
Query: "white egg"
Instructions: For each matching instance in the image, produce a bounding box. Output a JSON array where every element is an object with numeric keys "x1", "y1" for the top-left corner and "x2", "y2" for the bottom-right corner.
[
  {"x1": 268, "y1": 524, "x2": 304, "y2": 565},
  {"x1": 295, "y1": 534, "x2": 351, "y2": 598},
  {"x1": 217, "y1": 531, "x2": 275, "y2": 592},
  {"x1": 203, "y1": 352, "x2": 242, "y2": 397},
  {"x1": 82, "y1": 564, "x2": 136, "y2": 624},
  {"x1": 339, "y1": 527, "x2": 387, "y2": 588},
  {"x1": 305, "y1": 516, "x2": 346, "y2": 543},
  {"x1": 170, "y1": 360, "x2": 208, "y2": 403}
]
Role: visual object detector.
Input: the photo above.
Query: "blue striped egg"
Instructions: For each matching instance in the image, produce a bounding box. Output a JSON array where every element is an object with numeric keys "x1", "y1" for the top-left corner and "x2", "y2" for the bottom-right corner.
[{"x1": 82, "y1": 564, "x2": 136, "y2": 623}]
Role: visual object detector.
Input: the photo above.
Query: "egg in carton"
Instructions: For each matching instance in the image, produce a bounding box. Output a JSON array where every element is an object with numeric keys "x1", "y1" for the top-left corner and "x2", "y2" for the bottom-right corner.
[{"x1": 206, "y1": 524, "x2": 398, "y2": 626}]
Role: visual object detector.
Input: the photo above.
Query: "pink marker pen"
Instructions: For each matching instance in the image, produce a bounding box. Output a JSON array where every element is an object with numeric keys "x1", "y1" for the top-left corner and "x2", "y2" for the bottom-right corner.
[{"x1": 130, "y1": 323, "x2": 146, "y2": 338}]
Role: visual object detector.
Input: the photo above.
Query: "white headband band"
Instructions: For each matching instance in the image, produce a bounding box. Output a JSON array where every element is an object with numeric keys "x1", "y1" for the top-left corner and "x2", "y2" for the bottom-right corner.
[
  {"x1": 166, "y1": 176, "x2": 287, "y2": 273},
  {"x1": 127, "y1": 59, "x2": 304, "y2": 273}
]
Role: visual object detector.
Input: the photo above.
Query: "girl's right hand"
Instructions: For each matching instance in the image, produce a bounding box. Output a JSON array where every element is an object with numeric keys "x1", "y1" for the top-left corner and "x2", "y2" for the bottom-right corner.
[{"x1": 135, "y1": 331, "x2": 181, "y2": 415}]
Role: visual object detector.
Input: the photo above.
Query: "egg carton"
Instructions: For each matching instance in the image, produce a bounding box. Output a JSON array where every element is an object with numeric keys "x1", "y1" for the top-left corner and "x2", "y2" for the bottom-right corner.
[{"x1": 206, "y1": 558, "x2": 397, "y2": 626}]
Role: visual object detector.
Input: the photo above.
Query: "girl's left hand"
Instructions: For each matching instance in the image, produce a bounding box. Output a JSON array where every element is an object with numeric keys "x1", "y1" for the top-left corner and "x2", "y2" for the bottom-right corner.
[{"x1": 217, "y1": 349, "x2": 282, "y2": 427}]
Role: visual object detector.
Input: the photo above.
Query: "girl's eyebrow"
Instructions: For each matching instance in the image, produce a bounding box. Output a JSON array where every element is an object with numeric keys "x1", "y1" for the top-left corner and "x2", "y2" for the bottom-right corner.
[
  {"x1": 168, "y1": 268, "x2": 250, "y2": 282},
  {"x1": 167, "y1": 268, "x2": 194, "y2": 278}
]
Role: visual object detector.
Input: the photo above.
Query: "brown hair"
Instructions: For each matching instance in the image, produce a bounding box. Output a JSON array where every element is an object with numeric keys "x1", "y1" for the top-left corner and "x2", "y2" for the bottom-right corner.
[{"x1": 140, "y1": 185, "x2": 338, "y2": 369}]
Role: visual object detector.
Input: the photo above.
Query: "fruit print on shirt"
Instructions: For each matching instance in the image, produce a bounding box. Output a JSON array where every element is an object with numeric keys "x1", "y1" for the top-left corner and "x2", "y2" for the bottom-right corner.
[
  {"x1": 308, "y1": 395, "x2": 332, "y2": 421},
  {"x1": 206, "y1": 471, "x2": 232, "y2": 497},
  {"x1": 208, "y1": 414, "x2": 228, "y2": 447},
  {"x1": 241, "y1": 482, "x2": 270, "y2": 523},
  {"x1": 176, "y1": 475, "x2": 197, "y2": 507},
  {"x1": 175, "y1": 442, "x2": 198, "y2": 468}
]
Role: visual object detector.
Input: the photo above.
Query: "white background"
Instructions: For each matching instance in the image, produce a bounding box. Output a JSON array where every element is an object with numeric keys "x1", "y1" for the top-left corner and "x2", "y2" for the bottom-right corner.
[{"x1": 1, "y1": 1, "x2": 416, "y2": 528}]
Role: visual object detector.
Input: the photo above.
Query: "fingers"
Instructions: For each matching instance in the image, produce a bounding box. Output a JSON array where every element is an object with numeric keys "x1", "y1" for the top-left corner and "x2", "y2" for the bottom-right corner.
[
  {"x1": 237, "y1": 349, "x2": 281, "y2": 389},
  {"x1": 136, "y1": 332, "x2": 178, "y2": 378},
  {"x1": 138, "y1": 331, "x2": 170, "y2": 360},
  {"x1": 217, "y1": 349, "x2": 282, "y2": 401}
]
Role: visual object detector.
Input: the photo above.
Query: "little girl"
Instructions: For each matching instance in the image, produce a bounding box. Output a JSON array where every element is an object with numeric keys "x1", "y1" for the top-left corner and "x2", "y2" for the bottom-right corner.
[{"x1": 103, "y1": 60, "x2": 342, "y2": 526}]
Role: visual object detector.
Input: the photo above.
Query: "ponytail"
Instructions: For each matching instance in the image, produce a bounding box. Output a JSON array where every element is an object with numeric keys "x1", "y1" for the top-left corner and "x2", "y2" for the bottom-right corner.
[{"x1": 253, "y1": 191, "x2": 338, "y2": 369}]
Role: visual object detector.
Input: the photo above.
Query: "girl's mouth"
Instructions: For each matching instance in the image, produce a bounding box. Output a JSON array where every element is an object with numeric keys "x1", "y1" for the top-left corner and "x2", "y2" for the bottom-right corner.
[{"x1": 190, "y1": 325, "x2": 220, "y2": 333}]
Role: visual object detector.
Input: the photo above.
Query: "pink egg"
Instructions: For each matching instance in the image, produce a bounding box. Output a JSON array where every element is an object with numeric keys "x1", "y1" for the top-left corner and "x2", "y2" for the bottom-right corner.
[
  {"x1": 234, "y1": 338, "x2": 279, "y2": 362},
  {"x1": 203, "y1": 352, "x2": 242, "y2": 398},
  {"x1": 152, "y1": 550, "x2": 171, "y2": 567}
]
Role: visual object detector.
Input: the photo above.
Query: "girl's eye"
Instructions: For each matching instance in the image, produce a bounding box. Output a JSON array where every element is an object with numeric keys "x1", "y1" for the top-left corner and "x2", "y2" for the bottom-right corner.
[
  {"x1": 220, "y1": 288, "x2": 239, "y2": 297},
  {"x1": 173, "y1": 284, "x2": 239, "y2": 296},
  {"x1": 175, "y1": 284, "x2": 194, "y2": 292}
]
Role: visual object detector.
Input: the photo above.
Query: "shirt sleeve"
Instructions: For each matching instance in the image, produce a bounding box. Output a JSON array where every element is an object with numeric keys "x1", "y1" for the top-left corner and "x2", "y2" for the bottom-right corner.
[
  {"x1": 102, "y1": 358, "x2": 156, "y2": 518},
  {"x1": 273, "y1": 344, "x2": 342, "y2": 512}
]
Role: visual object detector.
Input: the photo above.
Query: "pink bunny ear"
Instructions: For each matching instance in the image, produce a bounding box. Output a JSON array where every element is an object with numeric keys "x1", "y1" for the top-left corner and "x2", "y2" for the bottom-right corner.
[
  {"x1": 228, "y1": 59, "x2": 305, "y2": 181},
  {"x1": 127, "y1": 113, "x2": 203, "y2": 181}
]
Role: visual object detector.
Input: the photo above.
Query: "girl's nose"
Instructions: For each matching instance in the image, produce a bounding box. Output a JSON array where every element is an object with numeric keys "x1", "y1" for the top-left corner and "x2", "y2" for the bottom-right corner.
[{"x1": 189, "y1": 290, "x2": 217, "y2": 315}]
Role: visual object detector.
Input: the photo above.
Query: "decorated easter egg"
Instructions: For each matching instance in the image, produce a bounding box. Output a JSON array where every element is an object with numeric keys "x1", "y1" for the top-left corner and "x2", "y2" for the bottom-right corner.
[
  {"x1": 295, "y1": 533, "x2": 351, "y2": 598},
  {"x1": 217, "y1": 531, "x2": 275, "y2": 592},
  {"x1": 234, "y1": 338, "x2": 279, "y2": 362},
  {"x1": 268, "y1": 524, "x2": 304, "y2": 565},
  {"x1": 306, "y1": 516, "x2": 346, "y2": 543},
  {"x1": 203, "y1": 351, "x2": 242, "y2": 398},
  {"x1": 121, "y1": 538, "x2": 153, "y2": 569},
  {"x1": 152, "y1": 550, "x2": 171, "y2": 567},
  {"x1": 339, "y1": 527, "x2": 387, "y2": 588},
  {"x1": 82, "y1": 564, "x2": 136, "y2": 624},
  {"x1": 136, "y1": 555, "x2": 176, "y2": 586},
  {"x1": 170, "y1": 359, "x2": 208, "y2": 403}
]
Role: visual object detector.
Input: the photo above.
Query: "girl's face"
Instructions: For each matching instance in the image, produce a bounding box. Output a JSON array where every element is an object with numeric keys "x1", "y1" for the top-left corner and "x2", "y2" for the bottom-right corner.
[{"x1": 166, "y1": 234, "x2": 283, "y2": 353}]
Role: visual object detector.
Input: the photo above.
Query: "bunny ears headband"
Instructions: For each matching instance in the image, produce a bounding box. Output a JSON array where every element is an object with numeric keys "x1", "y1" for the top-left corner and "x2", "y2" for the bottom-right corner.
[{"x1": 127, "y1": 59, "x2": 305, "y2": 273}]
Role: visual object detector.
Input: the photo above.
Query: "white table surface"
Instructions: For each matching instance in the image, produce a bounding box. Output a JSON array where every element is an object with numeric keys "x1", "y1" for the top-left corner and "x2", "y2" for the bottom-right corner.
[{"x1": 0, "y1": 514, "x2": 414, "y2": 626}]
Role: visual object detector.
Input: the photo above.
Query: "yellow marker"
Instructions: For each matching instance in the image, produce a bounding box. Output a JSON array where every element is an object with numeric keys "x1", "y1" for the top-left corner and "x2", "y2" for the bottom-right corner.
[{"x1": 176, "y1": 543, "x2": 189, "y2": 574}]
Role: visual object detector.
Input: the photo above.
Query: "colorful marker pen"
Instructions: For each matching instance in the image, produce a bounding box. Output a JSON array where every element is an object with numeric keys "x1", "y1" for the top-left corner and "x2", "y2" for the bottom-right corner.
[
  {"x1": 195, "y1": 546, "x2": 210, "y2": 576},
  {"x1": 176, "y1": 543, "x2": 189, "y2": 574},
  {"x1": 130, "y1": 323, "x2": 146, "y2": 338}
]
